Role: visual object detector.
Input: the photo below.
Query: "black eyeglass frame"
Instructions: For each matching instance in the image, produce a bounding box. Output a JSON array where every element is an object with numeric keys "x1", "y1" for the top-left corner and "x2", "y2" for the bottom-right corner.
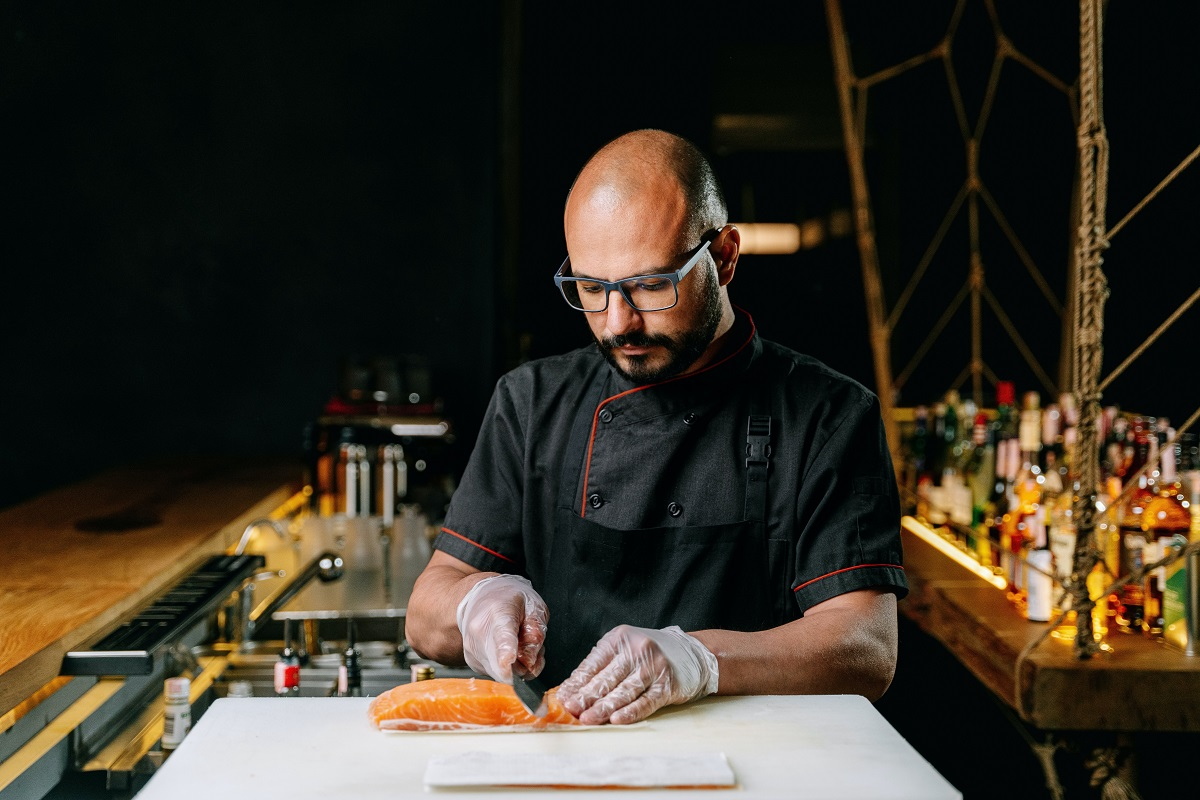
[{"x1": 553, "y1": 238, "x2": 714, "y2": 313}]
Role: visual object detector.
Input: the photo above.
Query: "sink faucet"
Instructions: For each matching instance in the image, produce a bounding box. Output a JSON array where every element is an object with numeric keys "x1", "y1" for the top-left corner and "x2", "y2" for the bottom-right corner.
[
  {"x1": 233, "y1": 517, "x2": 289, "y2": 556},
  {"x1": 240, "y1": 551, "x2": 345, "y2": 645}
]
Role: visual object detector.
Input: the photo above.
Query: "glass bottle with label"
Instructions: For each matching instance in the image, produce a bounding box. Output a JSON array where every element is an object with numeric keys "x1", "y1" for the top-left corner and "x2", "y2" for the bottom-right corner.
[
  {"x1": 162, "y1": 677, "x2": 191, "y2": 750},
  {"x1": 1114, "y1": 436, "x2": 1153, "y2": 633},
  {"x1": 1142, "y1": 431, "x2": 1191, "y2": 637},
  {"x1": 275, "y1": 619, "x2": 301, "y2": 697},
  {"x1": 337, "y1": 619, "x2": 364, "y2": 697},
  {"x1": 1026, "y1": 507, "x2": 1053, "y2": 623},
  {"x1": 967, "y1": 410, "x2": 996, "y2": 567},
  {"x1": 1008, "y1": 391, "x2": 1044, "y2": 607}
]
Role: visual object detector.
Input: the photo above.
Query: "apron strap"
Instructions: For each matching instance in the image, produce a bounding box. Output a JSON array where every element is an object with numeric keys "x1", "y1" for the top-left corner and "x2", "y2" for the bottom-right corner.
[
  {"x1": 557, "y1": 361, "x2": 611, "y2": 512},
  {"x1": 743, "y1": 413, "x2": 771, "y2": 522},
  {"x1": 742, "y1": 350, "x2": 777, "y2": 523}
]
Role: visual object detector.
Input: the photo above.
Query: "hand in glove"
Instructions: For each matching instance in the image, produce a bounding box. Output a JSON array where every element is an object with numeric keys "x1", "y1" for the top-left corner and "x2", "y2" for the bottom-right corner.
[
  {"x1": 455, "y1": 574, "x2": 548, "y2": 682},
  {"x1": 557, "y1": 624, "x2": 719, "y2": 725}
]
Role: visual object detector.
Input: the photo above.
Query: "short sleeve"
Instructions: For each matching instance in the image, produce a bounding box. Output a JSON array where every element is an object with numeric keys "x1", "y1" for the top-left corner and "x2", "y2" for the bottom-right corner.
[
  {"x1": 790, "y1": 390, "x2": 907, "y2": 611},
  {"x1": 435, "y1": 373, "x2": 528, "y2": 574}
]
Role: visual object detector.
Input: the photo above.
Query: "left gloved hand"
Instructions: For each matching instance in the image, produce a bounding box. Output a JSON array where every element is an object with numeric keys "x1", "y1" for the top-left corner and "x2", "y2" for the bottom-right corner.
[{"x1": 556, "y1": 624, "x2": 719, "y2": 725}]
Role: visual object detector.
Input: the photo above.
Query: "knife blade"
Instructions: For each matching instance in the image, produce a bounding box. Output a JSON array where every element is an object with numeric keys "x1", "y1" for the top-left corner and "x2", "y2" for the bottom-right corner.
[{"x1": 512, "y1": 672, "x2": 550, "y2": 718}]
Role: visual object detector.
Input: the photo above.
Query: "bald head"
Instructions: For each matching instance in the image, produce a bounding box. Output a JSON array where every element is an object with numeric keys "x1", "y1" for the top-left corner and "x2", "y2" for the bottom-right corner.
[
  {"x1": 565, "y1": 130, "x2": 727, "y2": 248},
  {"x1": 558, "y1": 130, "x2": 740, "y2": 385}
]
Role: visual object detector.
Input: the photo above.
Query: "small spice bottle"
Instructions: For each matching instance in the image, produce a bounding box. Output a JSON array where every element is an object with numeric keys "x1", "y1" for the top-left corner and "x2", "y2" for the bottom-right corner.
[{"x1": 162, "y1": 677, "x2": 192, "y2": 750}]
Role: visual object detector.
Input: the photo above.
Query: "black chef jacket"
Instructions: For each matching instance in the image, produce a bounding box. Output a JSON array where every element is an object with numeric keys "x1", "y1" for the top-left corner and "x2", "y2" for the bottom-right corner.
[{"x1": 435, "y1": 309, "x2": 907, "y2": 674}]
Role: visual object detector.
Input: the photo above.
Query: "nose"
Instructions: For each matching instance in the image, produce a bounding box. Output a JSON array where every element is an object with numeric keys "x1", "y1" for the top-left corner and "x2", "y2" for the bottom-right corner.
[{"x1": 603, "y1": 289, "x2": 642, "y2": 336}]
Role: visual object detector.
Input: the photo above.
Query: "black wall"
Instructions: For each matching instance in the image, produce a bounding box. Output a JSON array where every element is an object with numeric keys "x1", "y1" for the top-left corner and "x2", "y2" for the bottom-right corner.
[
  {"x1": 3, "y1": 2, "x2": 1197, "y2": 510},
  {"x1": 2, "y1": 2, "x2": 502, "y2": 508}
]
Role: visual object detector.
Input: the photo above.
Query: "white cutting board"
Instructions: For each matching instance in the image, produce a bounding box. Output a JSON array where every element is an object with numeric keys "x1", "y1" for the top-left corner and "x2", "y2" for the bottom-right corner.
[{"x1": 135, "y1": 694, "x2": 960, "y2": 799}]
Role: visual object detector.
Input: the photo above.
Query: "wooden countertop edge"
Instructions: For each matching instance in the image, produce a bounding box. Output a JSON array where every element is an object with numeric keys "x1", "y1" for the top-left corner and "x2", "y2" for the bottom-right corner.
[
  {"x1": 900, "y1": 525, "x2": 1200, "y2": 732},
  {"x1": 0, "y1": 478, "x2": 298, "y2": 721}
]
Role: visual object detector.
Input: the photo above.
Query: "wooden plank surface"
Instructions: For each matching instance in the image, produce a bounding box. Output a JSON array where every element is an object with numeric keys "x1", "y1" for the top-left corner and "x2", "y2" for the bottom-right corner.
[
  {"x1": 0, "y1": 457, "x2": 300, "y2": 718},
  {"x1": 900, "y1": 521, "x2": 1200, "y2": 731}
]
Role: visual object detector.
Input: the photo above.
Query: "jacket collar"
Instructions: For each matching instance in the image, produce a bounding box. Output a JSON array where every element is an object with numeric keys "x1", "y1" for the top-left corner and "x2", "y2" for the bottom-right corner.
[{"x1": 600, "y1": 307, "x2": 761, "y2": 417}]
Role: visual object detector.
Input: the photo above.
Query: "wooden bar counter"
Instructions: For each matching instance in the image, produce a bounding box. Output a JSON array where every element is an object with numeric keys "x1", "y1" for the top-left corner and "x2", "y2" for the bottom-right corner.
[
  {"x1": 900, "y1": 517, "x2": 1200, "y2": 732},
  {"x1": 0, "y1": 458, "x2": 301, "y2": 722}
]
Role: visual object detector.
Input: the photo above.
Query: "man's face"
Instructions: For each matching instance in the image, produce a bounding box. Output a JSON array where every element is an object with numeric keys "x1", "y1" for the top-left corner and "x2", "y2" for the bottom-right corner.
[{"x1": 573, "y1": 238, "x2": 724, "y2": 385}]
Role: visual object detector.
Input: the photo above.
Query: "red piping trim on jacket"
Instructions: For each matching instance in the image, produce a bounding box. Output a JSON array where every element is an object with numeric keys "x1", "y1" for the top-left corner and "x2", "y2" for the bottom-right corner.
[
  {"x1": 440, "y1": 527, "x2": 517, "y2": 564},
  {"x1": 793, "y1": 563, "x2": 905, "y2": 593},
  {"x1": 580, "y1": 310, "x2": 758, "y2": 518}
]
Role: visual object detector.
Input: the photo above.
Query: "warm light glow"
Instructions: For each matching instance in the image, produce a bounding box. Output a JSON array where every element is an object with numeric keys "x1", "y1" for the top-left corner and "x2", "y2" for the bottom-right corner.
[
  {"x1": 734, "y1": 223, "x2": 802, "y2": 254},
  {"x1": 391, "y1": 422, "x2": 450, "y2": 437},
  {"x1": 901, "y1": 516, "x2": 1008, "y2": 590}
]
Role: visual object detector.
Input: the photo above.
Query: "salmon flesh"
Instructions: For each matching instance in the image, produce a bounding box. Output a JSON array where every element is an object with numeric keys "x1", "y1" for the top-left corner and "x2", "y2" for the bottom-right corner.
[{"x1": 368, "y1": 677, "x2": 582, "y2": 731}]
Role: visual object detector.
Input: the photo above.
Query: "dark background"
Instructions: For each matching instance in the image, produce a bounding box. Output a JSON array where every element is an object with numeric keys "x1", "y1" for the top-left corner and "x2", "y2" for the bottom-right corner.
[
  {"x1": 3, "y1": 2, "x2": 1196, "y2": 512},
  {"x1": 3, "y1": 3, "x2": 1198, "y2": 797}
]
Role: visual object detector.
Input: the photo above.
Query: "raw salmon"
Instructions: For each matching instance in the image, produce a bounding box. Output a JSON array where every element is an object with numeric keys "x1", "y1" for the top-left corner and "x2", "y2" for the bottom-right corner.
[{"x1": 368, "y1": 677, "x2": 582, "y2": 731}]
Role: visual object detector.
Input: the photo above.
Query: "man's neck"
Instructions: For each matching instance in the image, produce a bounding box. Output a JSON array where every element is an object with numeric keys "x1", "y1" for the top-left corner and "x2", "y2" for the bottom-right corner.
[{"x1": 677, "y1": 303, "x2": 738, "y2": 378}]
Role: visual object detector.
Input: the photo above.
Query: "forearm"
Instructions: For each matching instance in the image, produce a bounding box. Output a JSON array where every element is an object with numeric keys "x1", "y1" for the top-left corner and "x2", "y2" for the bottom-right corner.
[
  {"x1": 691, "y1": 589, "x2": 898, "y2": 701},
  {"x1": 403, "y1": 553, "x2": 496, "y2": 665}
]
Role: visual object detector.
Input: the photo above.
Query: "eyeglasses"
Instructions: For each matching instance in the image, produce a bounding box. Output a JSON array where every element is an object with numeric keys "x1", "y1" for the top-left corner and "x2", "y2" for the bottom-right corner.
[{"x1": 553, "y1": 239, "x2": 713, "y2": 313}]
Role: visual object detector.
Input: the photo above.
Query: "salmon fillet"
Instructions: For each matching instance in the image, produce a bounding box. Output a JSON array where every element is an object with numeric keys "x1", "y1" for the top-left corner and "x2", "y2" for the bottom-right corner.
[{"x1": 368, "y1": 677, "x2": 583, "y2": 731}]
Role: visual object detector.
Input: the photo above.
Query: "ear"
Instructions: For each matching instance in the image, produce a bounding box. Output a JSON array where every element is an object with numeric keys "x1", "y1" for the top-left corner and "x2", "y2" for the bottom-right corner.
[{"x1": 712, "y1": 225, "x2": 740, "y2": 287}]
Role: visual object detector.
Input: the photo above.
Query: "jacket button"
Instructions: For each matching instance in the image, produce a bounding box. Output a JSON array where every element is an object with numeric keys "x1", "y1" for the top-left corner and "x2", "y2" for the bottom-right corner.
[
  {"x1": 599, "y1": 409, "x2": 613, "y2": 423},
  {"x1": 668, "y1": 502, "x2": 682, "y2": 517},
  {"x1": 589, "y1": 494, "x2": 604, "y2": 509},
  {"x1": 683, "y1": 412, "x2": 697, "y2": 425}
]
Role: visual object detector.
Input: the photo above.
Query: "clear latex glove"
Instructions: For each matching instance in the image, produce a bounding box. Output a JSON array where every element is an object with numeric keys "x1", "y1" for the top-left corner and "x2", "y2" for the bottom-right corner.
[
  {"x1": 557, "y1": 624, "x2": 719, "y2": 725},
  {"x1": 455, "y1": 574, "x2": 548, "y2": 682}
]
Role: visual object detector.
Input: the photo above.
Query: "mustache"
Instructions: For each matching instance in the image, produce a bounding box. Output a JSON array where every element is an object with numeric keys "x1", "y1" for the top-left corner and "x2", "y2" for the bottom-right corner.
[{"x1": 601, "y1": 332, "x2": 675, "y2": 349}]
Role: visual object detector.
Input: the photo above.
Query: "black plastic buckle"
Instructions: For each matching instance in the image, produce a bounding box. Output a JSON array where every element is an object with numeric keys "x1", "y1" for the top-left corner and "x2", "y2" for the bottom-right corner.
[{"x1": 746, "y1": 415, "x2": 772, "y2": 468}]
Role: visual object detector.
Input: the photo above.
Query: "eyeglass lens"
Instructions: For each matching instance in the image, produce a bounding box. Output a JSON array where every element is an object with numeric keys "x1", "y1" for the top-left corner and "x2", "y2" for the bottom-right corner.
[{"x1": 559, "y1": 276, "x2": 678, "y2": 312}]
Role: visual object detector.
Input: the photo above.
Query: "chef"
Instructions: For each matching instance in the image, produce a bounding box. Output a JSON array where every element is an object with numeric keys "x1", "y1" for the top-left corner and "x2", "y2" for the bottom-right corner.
[{"x1": 405, "y1": 128, "x2": 908, "y2": 725}]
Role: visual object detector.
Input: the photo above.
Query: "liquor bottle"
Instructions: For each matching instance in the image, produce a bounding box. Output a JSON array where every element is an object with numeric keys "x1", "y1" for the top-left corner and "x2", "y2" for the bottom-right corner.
[
  {"x1": 967, "y1": 411, "x2": 996, "y2": 566},
  {"x1": 1041, "y1": 400, "x2": 1062, "y2": 468},
  {"x1": 1021, "y1": 391, "x2": 1051, "y2": 623},
  {"x1": 357, "y1": 444, "x2": 372, "y2": 518},
  {"x1": 1026, "y1": 509, "x2": 1053, "y2": 623},
  {"x1": 380, "y1": 444, "x2": 396, "y2": 528},
  {"x1": 316, "y1": 425, "x2": 337, "y2": 517},
  {"x1": 1058, "y1": 392, "x2": 1079, "y2": 478},
  {"x1": 335, "y1": 427, "x2": 355, "y2": 516},
  {"x1": 1008, "y1": 391, "x2": 1045, "y2": 605},
  {"x1": 1099, "y1": 476, "x2": 1124, "y2": 637},
  {"x1": 1161, "y1": 432, "x2": 1197, "y2": 644},
  {"x1": 927, "y1": 402, "x2": 948, "y2": 484},
  {"x1": 1042, "y1": 451, "x2": 1064, "y2": 509},
  {"x1": 908, "y1": 406, "x2": 930, "y2": 513},
  {"x1": 336, "y1": 619, "x2": 364, "y2": 697},
  {"x1": 1142, "y1": 431, "x2": 1191, "y2": 637},
  {"x1": 275, "y1": 619, "x2": 301, "y2": 697},
  {"x1": 953, "y1": 396, "x2": 977, "y2": 474},
  {"x1": 1113, "y1": 436, "x2": 1154, "y2": 633},
  {"x1": 1100, "y1": 407, "x2": 1122, "y2": 484},
  {"x1": 993, "y1": 428, "x2": 1022, "y2": 595},
  {"x1": 941, "y1": 392, "x2": 960, "y2": 483},
  {"x1": 994, "y1": 381, "x2": 1018, "y2": 444},
  {"x1": 1048, "y1": 480, "x2": 1080, "y2": 639},
  {"x1": 1040, "y1": 400, "x2": 1066, "y2": 504},
  {"x1": 939, "y1": 393, "x2": 971, "y2": 532},
  {"x1": 302, "y1": 422, "x2": 318, "y2": 511},
  {"x1": 1178, "y1": 432, "x2": 1200, "y2": 539},
  {"x1": 1048, "y1": 478, "x2": 1077, "y2": 588}
]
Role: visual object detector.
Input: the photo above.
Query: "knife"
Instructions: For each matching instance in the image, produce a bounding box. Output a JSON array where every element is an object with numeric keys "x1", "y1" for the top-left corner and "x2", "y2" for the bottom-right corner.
[{"x1": 512, "y1": 671, "x2": 550, "y2": 718}]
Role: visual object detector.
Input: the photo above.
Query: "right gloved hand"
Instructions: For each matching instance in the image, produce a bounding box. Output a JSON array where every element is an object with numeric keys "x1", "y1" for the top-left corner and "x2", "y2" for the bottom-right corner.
[{"x1": 455, "y1": 574, "x2": 548, "y2": 682}]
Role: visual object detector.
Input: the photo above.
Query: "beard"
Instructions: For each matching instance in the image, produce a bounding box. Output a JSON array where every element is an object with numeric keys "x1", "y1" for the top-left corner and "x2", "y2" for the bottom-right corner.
[{"x1": 593, "y1": 265, "x2": 724, "y2": 385}]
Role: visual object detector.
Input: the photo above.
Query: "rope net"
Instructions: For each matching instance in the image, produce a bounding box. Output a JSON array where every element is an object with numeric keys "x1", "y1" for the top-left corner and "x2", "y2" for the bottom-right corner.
[{"x1": 826, "y1": 0, "x2": 1200, "y2": 663}]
